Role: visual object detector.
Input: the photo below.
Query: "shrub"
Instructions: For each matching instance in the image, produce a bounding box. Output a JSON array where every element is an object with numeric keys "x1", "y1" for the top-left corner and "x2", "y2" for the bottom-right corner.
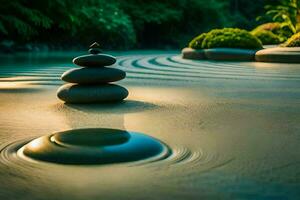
[
  {"x1": 258, "y1": 0, "x2": 299, "y2": 34},
  {"x1": 251, "y1": 29, "x2": 281, "y2": 45},
  {"x1": 282, "y1": 32, "x2": 300, "y2": 47},
  {"x1": 199, "y1": 28, "x2": 262, "y2": 49},
  {"x1": 188, "y1": 33, "x2": 207, "y2": 49},
  {"x1": 252, "y1": 23, "x2": 294, "y2": 42}
]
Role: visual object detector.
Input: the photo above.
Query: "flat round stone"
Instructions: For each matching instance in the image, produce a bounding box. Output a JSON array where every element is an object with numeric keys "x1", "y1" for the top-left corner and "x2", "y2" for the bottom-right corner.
[
  {"x1": 20, "y1": 128, "x2": 170, "y2": 165},
  {"x1": 255, "y1": 47, "x2": 300, "y2": 63},
  {"x1": 61, "y1": 67, "x2": 126, "y2": 84},
  {"x1": 73, "y1": 54, "x2": 116, "y2": 67},
  {"x1": 181, "y1": 47, "x2": 206, "y2": 60},
  {"x1": 204, "y1": 48, "x2": 257, "y2": 61},
  {"x1": 57, "y1": 83, "x2": 128, "y2": 103}
]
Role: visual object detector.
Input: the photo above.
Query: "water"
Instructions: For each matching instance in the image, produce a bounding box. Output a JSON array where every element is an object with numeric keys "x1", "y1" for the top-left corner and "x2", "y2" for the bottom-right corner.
[{"x1": 0, "y1": 51, "x2": 300, "y2": 199}]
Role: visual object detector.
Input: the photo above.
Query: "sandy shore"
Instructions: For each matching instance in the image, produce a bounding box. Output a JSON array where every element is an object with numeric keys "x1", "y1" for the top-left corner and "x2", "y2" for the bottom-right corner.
[{"x1": 0, "y1": 51, "x2": 300, "y2": 199}]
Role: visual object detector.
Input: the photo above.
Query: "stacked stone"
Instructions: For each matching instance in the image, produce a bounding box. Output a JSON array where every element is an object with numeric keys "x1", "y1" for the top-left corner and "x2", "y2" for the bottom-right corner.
[{"x1": 57, "y1": 42, "x2": 128, "y2": 103}]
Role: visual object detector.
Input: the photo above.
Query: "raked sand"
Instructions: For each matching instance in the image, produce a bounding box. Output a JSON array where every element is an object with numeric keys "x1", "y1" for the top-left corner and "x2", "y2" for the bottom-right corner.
[{"x1": 0, "y1": 51, "x2": 300, "y2": 199}]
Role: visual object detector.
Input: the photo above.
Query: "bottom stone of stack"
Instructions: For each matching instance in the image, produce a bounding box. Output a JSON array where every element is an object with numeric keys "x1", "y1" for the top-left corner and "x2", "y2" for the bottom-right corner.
[{"x1": 57, "y1": 83, "x2": 129, "y2": 103}]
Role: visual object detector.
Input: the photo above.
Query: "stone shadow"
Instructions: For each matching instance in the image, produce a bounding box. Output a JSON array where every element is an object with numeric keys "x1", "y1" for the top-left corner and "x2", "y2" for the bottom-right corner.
[{"x1": 61, "y1": 100, "x2": 159, "y2": 114}]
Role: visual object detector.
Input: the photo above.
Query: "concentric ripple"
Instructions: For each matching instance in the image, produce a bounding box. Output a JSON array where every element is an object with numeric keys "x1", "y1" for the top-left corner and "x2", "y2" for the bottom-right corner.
[
  {"x1": 131, "y1": 145, "x2": 233, "y2": 178},
  {"x1": 1, "y1": 128, "x2": 170, "y2": 165},
  {"x1": 1, "y1": 53, "x2": 300, "y2": 88},
  {"x1": 116, "y1": 55, "x2": 300, "y2": 82},
  {"x1": 0, "y1": 131, "x2": 232, "y2": 173}
]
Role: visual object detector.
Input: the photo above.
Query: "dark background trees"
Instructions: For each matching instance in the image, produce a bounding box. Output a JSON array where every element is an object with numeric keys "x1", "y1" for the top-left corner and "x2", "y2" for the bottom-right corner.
[{"x1": 0, "y1": 0, "x2": 268, "y2": 50}]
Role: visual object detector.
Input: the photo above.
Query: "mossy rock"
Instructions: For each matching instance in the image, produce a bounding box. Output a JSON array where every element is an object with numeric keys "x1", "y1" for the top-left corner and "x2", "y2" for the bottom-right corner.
[
  {"x1": 202, "y1": 28, "x2": 262, "y2": 49},
  {"x1": 188, "y1": 28, "x2": 262, "y2": 50},
  {"x1": 251, "y1": 29, "x2": 281, "y2": 45},
  {"x1": 282, "y1": 32, "x2": 300, "y2": 47},
  {"x1": 252, "y1": 23, "x2": 293, "y2": 42}
]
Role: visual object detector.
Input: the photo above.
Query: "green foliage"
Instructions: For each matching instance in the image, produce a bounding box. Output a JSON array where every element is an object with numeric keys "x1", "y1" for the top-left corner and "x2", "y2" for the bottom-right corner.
[
  {"x1": 188, "y1": 33, "x2": 207, "y2": 49},
  {"x1": 0, "y1": 0, "x2": 53, "y2": 40},
  {"x1": 72, "y1": 0, "x2": 136, "y2": 48},
  {"x1": 118, "y1": 0, "x2": 232, "y2": 48},
  {"x1": 252, "y1": 22, "x2": 294, "y2": 42},
  {"x1": 191, "y1": 28, "x2": 263, "y2": 49},
  {"x1": 282, "y1": 32, "x2": 300, "y2": 46},
  {"x1": 0, "y1": 0, "x2": 268, "y2": 50},
  {"x1": 31, "y1": 0, "x2": 135, "y2": 48},
  {"x1": 227, "y1": 0, "x2": 265, "y2": 30},
  {"x1": 258, "y1": 0, "x2": 300, "y2": 34},
  {"x1": 251, "y1": 29, "x2": 281, "y2": 44}
]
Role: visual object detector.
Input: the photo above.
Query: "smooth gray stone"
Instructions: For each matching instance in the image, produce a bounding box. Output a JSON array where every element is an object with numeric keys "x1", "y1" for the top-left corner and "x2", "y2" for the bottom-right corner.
[
  {"x1": 181, "y1": 47, "x2": 206, "y2": 60},
  {"x1": 57, "y1": 83, "x2": 128, "y2": 103},
  {"x1": 53, "y1": 128, "x2": 130, "y2": 146},
  {"x1": 22, "y1": 128, "x2": 170, "y2": 165},
  {"x1": 204, "y1": 48, "x2": 257, "y2": 61},
  {"x1": 73, "y1": 54, "x2": 116, "y2": 67},
  {"x1": 255, "y1": 47, "x2": 300, "y2": 63},
  {"x1": 61, "y1": 67, "x2": 126, "y2": 84}
]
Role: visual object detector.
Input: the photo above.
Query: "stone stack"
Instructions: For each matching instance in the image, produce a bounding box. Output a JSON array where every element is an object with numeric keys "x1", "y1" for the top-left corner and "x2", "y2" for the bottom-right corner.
[{"x1": 57, "y1": 42, "x2": 128, "y2": 103}]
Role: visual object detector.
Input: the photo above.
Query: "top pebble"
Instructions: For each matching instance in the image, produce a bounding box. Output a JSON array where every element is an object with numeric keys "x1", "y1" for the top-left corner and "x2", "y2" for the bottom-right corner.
[{"x1": 72, "y1": 42, "x2": 116, "y2": 67}]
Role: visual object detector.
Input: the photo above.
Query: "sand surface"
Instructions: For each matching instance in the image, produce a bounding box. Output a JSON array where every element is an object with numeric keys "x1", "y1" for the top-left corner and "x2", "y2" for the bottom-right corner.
[{"x1": 0, "y1": 51, "x2": 300, "y2": 199}]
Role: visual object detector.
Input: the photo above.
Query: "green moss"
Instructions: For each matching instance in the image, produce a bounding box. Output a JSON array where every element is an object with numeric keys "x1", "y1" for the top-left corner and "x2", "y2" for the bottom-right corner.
[
  {"x1": 251, "y1": 29, "x2": 281, "y2": 45},
  {"x1": 188, "y1": 28, "x2": 262, "y2": 50},
  {"x1": 252, "y1": 23, "x2": 293, "y2": 42},
  {"x1": 188, "y1": 33, "x2": 207, "y2": 49},
  {"x1": 201, "y1": 28, "x2": 262, "y2": 49},
  {"x1": 282, "y1": 32, "x2": 300, "y2": 47}
]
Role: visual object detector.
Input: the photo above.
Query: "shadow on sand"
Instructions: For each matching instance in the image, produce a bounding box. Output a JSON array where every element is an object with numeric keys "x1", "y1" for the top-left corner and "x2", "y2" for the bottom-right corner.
[
  {"x1": 59, "y1": 100, "x2": 159, "y2": 114},
  {"x1": 0, "y1": 87, "x2": 43, "y2": 93}
]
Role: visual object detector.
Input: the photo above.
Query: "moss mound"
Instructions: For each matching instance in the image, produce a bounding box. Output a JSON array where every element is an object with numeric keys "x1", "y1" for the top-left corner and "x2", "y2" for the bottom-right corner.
[
  {"x1": 202, "y1": 28, "x2": 262, "y2": 49},
  {"x1": 189, "y1": 28, "x2": 262, "y2": 50},
  {"x1": 251, "y1": 29, "x2": 281, "y2": 45},
  {"x1": 282, "y1": 32, "x2": 300, "y2": 47},
  {"x1": 252, "y1": 23, "x2": 293, "y2": 42},
  {"x1": 189, "y1": 33, "x2": 207, "y2": 49}
]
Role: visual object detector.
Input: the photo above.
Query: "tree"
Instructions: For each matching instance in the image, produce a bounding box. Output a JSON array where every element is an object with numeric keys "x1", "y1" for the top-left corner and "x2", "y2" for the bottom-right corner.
[
  {"x1": 0, "y1": 0, "x2": 52, "y2": 41},
  {"x1": 0, "y1": 0, "x2": 266, "y2": 50}
]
